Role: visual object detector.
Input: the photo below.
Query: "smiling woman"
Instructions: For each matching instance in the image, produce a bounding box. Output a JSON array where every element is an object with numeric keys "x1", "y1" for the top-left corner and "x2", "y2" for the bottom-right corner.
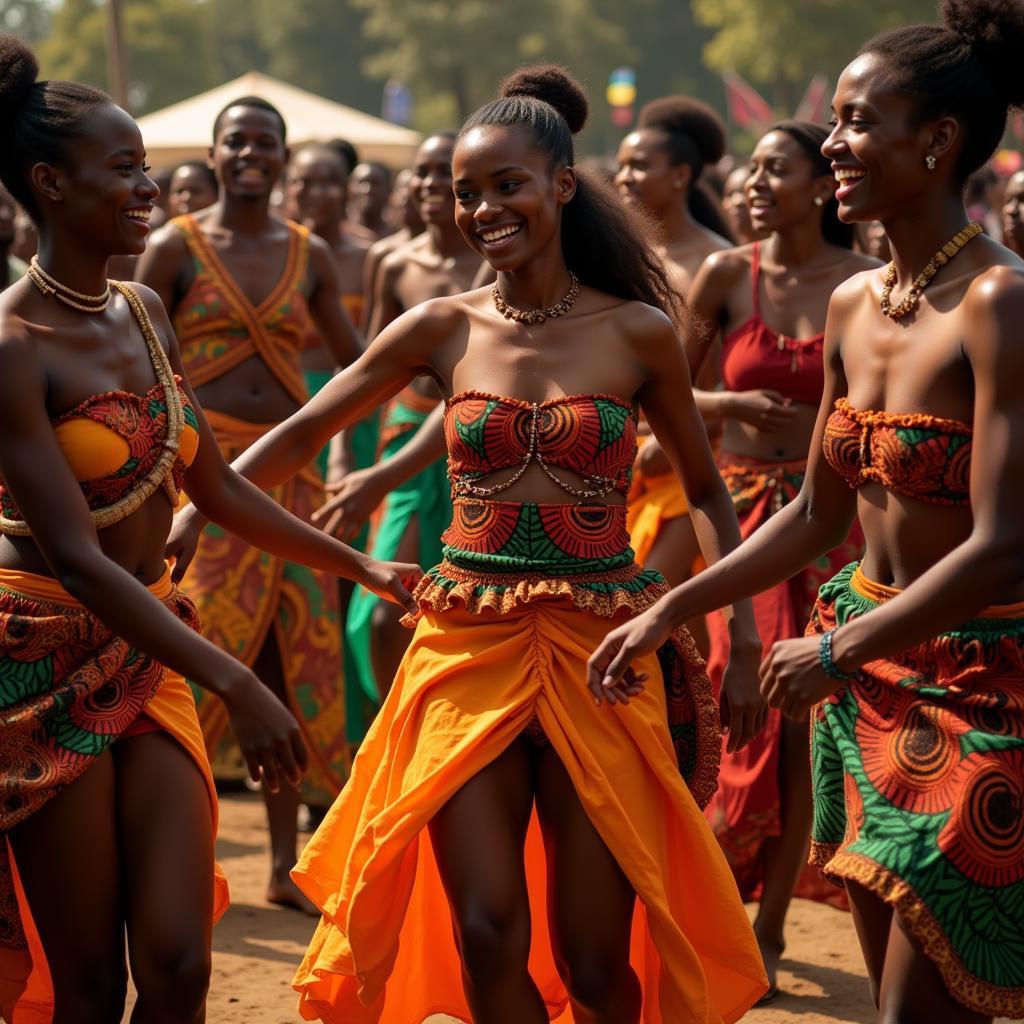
[
  {"x1": 588, "y1": 1, "x2": 1024, "y2": 1019},
  {"x1": 181, "y1": 61, "x2": 771, "y2": 1024},
  {"x1": 0, "y1": 32, "x2": 427, "y2": 1024}
]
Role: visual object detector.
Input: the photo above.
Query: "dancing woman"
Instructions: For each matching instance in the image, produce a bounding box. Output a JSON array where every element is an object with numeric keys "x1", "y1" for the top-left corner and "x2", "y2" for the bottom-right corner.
[
  {"x1": 591, "y1": 3, "x2": 1024, "y2": 1019},
  {"x1": 175, "y1": 64, "x2": 769, "y2": 1022},
  {"x1": 0, "y1": 36, "x2": 417, "y2": 1022},
  {"x1": 685, "y1": 120, "x2": 878, "y2": 993}
]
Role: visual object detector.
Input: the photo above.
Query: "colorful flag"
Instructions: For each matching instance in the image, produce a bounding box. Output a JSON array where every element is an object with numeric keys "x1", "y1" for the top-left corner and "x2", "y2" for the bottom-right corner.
[
  {"x1": 722, "y1": 72, "x2": 774, "y2": 131},
  {"x1": 794, "y1": 74, "x2": 829, "y2": 124}
]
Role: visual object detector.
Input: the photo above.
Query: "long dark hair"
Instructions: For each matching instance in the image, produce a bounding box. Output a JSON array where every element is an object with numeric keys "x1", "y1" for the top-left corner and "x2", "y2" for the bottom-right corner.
[
  {"x1": 0, "y1": 35, "x2": 111, "y2": 223},
  {"x1": 770, "y1": 120, "x2": 854, "y2": 249},
  {"x1": 637, "y1": 96, "x2": 735, "y2": 242},
  {"x1": 459, "y1": 64, "x2": 683, "y2": 324}
]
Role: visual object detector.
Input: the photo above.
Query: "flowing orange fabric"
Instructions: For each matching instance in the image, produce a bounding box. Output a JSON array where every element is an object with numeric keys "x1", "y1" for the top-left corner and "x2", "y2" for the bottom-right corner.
[
  {"x1": 627, "y1": 434, "x2": 690, "y2": 569},
  {"x1": 292, "y1": 600, "x2": 767, "y2": 1023},
  {"x1": 0, "y1": 567, "x2": 228, "y2": 1023},
  {"x1": 179, "y1": 409, "x2": 348, "y2": 800}
]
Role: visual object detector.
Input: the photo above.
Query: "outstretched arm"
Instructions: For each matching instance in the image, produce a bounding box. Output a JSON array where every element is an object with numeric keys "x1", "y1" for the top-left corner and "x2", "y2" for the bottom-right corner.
[
  {"x1": 588, "y1": 284, "x2": 860, "y2": 703},
  {"x1": 0, "y1": 314, "x2": 306, "y2": 790},
  {"x1": 135, "y1": 291, "x2": 420, "y2": 610},
  {"x1": 315, "y1": 402, "x2": 446, "y2": 539}
]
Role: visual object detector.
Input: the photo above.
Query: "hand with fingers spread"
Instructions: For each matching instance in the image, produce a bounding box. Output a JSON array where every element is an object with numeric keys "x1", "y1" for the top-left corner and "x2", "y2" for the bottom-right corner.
[
  {"x1": 355, "y1": 556, "x2": 424, "y2": 618},
  {"x1": 720, "y1": 640, "x2": 768, "y2": 753},
  {"x1": 759, "y1": 634, "x2": 844, "y2": 720},
  {"x1": 313, "y1": 465, "x2": 389, "y2": 543},
  {"x1": 723, "y1": 389, "x2": 797, "y2": 433},
  {"x1": 586, "y1": 604, "x2": 675, "y2": 705},
  {"x1": 221, "y1": 668, "x2": 309, "y2": 793},
  {"x1": 165, "y1": 508, "x2": 205, "y2": 583}
]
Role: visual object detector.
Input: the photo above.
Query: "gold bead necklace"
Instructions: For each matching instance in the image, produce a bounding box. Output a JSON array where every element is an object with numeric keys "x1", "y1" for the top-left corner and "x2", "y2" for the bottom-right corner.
[
  {"x1": 880, "y1": 222, "x2": 983, "y2": 320},
  {"x1": 27, "y1": 255, "x2": 112, "y2": 313},
  {"x1": 492, "y1": 272, "x2": 580, "y2": 325}
]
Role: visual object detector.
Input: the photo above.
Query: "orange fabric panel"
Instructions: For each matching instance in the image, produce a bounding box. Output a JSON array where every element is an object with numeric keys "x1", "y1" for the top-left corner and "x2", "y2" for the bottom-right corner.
[{"x1": 292, "y1": 600, "x2": 767, "y2": 1023}]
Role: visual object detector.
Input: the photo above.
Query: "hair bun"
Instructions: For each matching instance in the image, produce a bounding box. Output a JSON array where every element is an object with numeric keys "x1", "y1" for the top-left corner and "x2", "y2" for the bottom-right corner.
[
  {"x1": 637, "y1": 96, "x2": 726, "y2": 164},
  {"x1": 500, "y1": 64, "x2": 589, "y2": 135},
  {"x1": 944, "y1": 0, "x2": 1024, "y2": 107},
  {"x1": 0, "y1": 34, "x2": 40, "y2": 122}
]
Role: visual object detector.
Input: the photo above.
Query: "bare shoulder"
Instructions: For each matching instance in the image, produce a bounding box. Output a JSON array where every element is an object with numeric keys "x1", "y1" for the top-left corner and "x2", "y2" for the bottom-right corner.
[
  {"x1": 829, "y1": 263, "x2": 881, "y2": 311},
  {"x1": 607, "y1": 297, "x2": 676, "y2": 351},
  {"x1": 378, "y1": 290, "x2": 468, "y2": 344},
  {"x1": 0, "y1": 300, "x2": 41, "y2": 385},
  {"x1": 964, "y1": 261, "x2": 1024, "y2": 335}
]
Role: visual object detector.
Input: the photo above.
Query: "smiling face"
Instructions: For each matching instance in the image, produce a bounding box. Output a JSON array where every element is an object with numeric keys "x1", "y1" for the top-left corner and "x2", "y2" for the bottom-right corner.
[
  {"x1": 210, "y1": 105, "x2": 288, "y2": 202},
  {"x1": 614, "y1": 128, "x2": 686, "y2": 218},
  {"x1": 822, "y1": 52, "x2": 951, "y2": 224},
  {"x1": 33, "y1": 103, "x2": 159, "y2": 255},
  {"x1": 452, "y1": 124, "x2": 575, "y2": 272},
  {"x1": 1001, "y1": 171, "x2": 1024, "y2": 256},
  {"x1": 413, "y1": 137, "x2": 455, "y2": 226},
  {"x1": 168, "y1": 164, "x2": 217, "y2": 217},
  {"x1": 745, "y1": 129, "x2": 834, "y2": 235},
  {"x1": 285, "y1": 149, "x2": 346, "y2": 228}
]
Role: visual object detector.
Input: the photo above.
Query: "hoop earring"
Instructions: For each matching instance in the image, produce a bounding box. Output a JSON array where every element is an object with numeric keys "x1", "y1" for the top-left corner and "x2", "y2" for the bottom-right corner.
[{"x1": 926, "y1": 155, "x2": 937, "y2": 171}]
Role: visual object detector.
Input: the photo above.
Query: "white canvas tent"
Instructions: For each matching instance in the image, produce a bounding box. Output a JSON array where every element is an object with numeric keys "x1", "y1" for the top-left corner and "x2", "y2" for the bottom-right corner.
[{"x1": 135, "y1": 71, "x2": 421, "y2": 170}]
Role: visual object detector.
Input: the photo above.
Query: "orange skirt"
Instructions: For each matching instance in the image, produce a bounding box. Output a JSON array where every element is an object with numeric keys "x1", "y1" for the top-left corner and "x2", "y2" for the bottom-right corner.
[
  {"x1": 292, "y1": 599, "x2": 767, "y2": 1023},
  {"x1": 0, "y1": 566, "x2": 228, "y2": 1022}
]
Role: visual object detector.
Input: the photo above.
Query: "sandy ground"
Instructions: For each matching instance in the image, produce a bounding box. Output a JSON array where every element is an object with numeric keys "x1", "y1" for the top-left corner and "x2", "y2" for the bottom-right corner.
[{"x1": 162, "y1": 792, "x2": 1003, "y2": 1024}]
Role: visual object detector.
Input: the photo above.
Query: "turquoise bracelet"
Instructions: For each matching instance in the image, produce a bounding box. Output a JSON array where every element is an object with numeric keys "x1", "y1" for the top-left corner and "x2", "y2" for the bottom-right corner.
[{"x1": 818, "y1": 629, "x2": 857, "y2": 682}]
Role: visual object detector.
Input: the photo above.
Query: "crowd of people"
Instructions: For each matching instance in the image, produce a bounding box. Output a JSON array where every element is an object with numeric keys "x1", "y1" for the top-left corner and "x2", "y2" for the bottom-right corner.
[{"x1": 0, "y1": 0, "x2": 1023, "y2": 1021}]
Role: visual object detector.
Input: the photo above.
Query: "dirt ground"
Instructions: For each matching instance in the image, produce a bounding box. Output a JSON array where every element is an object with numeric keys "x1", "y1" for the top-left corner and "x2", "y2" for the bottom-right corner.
[{"x1": 170, "y1": 792, "x2": 1004, "y2": 1024}]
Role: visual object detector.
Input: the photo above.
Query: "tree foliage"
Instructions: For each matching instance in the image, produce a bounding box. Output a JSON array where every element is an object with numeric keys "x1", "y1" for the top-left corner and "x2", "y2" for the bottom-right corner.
[{"x1": 693, "y1": 0, "x2": 937, "y2": 101}]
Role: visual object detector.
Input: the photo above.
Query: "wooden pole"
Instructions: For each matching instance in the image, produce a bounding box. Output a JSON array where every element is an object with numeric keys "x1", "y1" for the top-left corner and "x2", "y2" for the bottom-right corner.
[{"x1": 105, "y1": 0, "x2": 129, "y2": 108}]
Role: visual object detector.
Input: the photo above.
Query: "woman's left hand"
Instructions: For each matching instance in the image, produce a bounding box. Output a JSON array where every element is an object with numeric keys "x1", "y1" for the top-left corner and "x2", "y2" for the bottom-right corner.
[{"x1": 759, "y1": 635, "x2": 845, "y2": 719}]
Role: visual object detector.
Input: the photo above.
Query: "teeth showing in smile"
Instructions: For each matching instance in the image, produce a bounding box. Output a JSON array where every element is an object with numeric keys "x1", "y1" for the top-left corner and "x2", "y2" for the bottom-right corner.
[
  {"x1": 124, "y1": 209, "x2": 152, "y2": 222},
  {"x1": 835, "y1": 169, "x2": 866, "y2": 183},
  {"x1": 750, "y1": 198, "x2": 773, "y2": 208},
  {"x1": 481, "y1": 225, "x2": 521, "y2": 243}
]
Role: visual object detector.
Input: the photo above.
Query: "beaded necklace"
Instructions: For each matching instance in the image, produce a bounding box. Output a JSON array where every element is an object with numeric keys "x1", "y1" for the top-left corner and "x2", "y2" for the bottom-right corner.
[
  {"x1": 27, "y1": 256, "x2": 112, "y2": 313},
  {"x1": 880, "y1": 223, "x2": 982, "y2": 320},
  {"x1": 491, "y1": 273, "x2": 580, "y2": 325}
]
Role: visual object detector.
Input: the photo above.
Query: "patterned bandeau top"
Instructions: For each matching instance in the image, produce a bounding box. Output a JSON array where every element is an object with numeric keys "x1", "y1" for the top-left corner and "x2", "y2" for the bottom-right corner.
[
  {"x1": 444, "y1": 391, "x2": 638, "y2": 501},
  {"x1": 822, "y1": 397, "x2": 971, "y2": 505},
  {"x1": 0, "y1": 284, "x2": 200, "y2": 535}
]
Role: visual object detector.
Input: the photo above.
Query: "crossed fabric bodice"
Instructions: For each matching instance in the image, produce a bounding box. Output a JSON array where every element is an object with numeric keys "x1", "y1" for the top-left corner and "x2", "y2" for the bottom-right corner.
[
  {"x1": 444, "y1": 390, "x2": 638, "y2": 501},
  {"x1": 823, "y1": 397, "x2": 972, "y2": 505},
  {"x1": 170, "y1": 214, "x2": 313, "y2": 405}
]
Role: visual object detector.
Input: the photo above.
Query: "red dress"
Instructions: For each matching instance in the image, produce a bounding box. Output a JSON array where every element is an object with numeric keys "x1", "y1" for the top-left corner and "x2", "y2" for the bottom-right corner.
[{"x1": 704, "y1": 244, "x2": 862, "y2": 909}]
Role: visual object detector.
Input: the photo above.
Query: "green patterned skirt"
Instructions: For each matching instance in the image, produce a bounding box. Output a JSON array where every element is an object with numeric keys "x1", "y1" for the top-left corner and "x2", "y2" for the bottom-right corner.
[{"x1": 809, "y1": 562, "x2": 1024, "y2": 1018}]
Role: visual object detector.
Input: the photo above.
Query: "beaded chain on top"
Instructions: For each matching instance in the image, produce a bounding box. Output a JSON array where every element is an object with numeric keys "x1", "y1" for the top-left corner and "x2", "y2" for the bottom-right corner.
[
  {"x1": 0, "y1": 282, "x2": 186, "y2": 536},
  {"x1": 27, "y1": 255, "x2": 113, "y2": 313},
  {"x1": 491, "y1": 272, "x2": 580, "y2": 325},
  {"x1": 879, "y1": 223, "x2": 982, "y2": 320},
  {"x1": 451, "y1": 397, "x2": 620, "y2": 501}
]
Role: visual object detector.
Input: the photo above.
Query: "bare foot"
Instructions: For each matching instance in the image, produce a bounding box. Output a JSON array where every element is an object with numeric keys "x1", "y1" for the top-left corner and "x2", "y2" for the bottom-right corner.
[
  {"x1": 755, "y1": 937, "x2": 784, "y2": 1004},
  {"x1": 266, "y1": 875, "x2": 320, "y2": 916}
]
